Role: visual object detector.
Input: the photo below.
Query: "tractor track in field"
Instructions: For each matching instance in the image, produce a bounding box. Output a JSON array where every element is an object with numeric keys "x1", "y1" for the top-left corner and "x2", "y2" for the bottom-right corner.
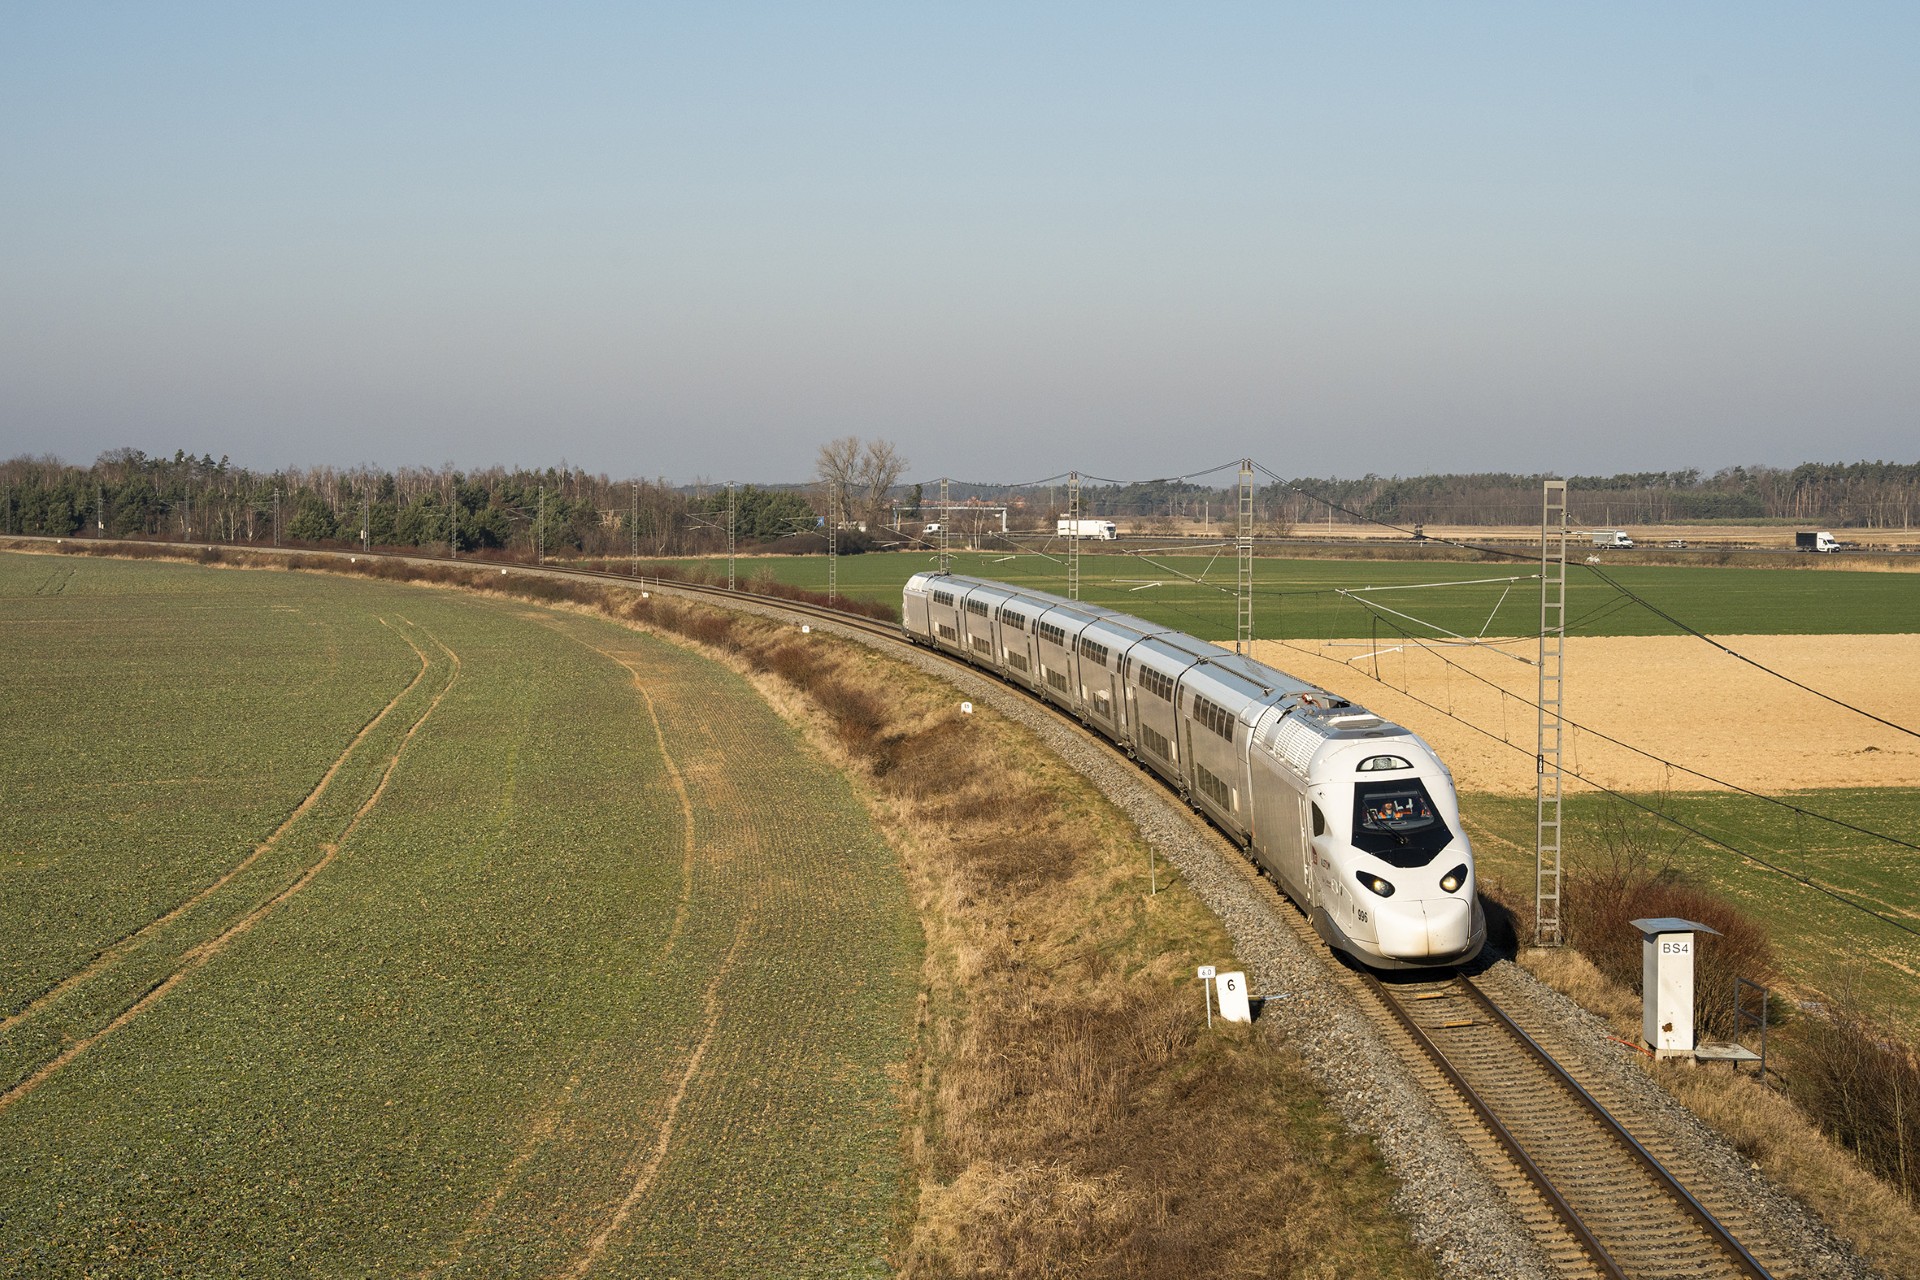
[
  {"x1": 424, "y1": 616, "x2": 769, "y2": 1277},
  {"x1": 420, "y1": 1064, "x2": 591, "y2": 1278},
  {"x1": 570, "y1": 633, "x2": 703, "y2": 963},
  {"x1": 561, "y1": 916, "x2": 754, "y2": 1278},
  {"x1": 0, "y1": 615, "x2": 431, "y2": 1031},
  {"x1": 0, "y1": 624, "x2": 460, "y2": 1115}
]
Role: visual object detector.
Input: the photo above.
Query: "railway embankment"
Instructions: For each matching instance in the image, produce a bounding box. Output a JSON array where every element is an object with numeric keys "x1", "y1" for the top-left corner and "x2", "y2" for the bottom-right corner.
[{"x1": 607, "y1": 588, "x2": 1443, "y2": 1276}]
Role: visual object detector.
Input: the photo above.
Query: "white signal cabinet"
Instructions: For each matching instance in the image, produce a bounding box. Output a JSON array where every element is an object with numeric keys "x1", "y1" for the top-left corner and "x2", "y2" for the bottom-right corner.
[{"x1": 1632, "y1": 917, "x2": 1719, "y2": 1059}]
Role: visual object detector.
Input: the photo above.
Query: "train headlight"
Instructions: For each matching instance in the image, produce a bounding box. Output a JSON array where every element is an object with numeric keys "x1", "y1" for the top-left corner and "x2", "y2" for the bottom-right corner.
[
  {"x1": 1356, "y1": 872, "x2": 1396, "y2": 898},
  {"x1": 1440, "y1": 863, "x2": 1469, "y2": 894}
]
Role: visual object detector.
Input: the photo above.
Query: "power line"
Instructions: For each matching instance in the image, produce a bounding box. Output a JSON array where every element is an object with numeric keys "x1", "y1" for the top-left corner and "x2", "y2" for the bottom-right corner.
[
  {"x1": 1249, "y1": 461, "x2": 1540, "y2": 564},
  {"x1": 1272, "y1": 633, "x2": 1920, "y2": 944},
  {"x1": 950, "y1": 453, "x2": 1918, "y2": 753},
  {"x1": 1580, "y1": 562, "x2": 1920, "y2": 744},
  {"x1": 1341, "y1": 597, "x2": 1920, "y2": 854},
  {"x1": 1255, "y1": 457, "x2": 1920, "y2": 744},
  {"x1": 1320, "y1": 589, "x2": 1920, "y2": 860},
  {"x1": 1077, "y1": 458, "x2": 1251, "y2": 486}
]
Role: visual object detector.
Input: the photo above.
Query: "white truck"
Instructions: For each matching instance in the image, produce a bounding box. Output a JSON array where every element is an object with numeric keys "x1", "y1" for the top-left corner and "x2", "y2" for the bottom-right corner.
[
  {"x1": 1057, "y1": 518, "x2": 1118, "y2": 540},
  {"x1": 1795, "y1": 531, "x2": 1841, "y2": 553},
  {"x1": 1591, "y1": 530, "x2": 1635, "y2": 549}
]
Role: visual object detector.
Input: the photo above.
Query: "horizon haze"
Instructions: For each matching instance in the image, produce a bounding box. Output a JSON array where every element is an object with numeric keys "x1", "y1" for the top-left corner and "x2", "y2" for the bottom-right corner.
[{"x1": 3, "y1": 5, "x2": 1916, "y2": 485}]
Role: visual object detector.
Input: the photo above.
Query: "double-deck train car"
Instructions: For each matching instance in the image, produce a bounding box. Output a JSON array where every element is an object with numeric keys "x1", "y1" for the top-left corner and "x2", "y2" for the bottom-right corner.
[{"x1": 903, "y1": 572, "x2": 1485, "y2": 969}]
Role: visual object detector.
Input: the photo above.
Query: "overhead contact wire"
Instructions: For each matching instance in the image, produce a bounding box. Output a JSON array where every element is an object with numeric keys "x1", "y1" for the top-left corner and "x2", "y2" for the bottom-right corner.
[
  {"x1": 1275, "y1": 634, "x2": 1920, "y2": 943},
  {"x1": 1347, "y1": 600, "x2": 1920, "y2": 854},
  {"x1": 1580, "y1": 562, "x2": 1920, "y2": 744}
]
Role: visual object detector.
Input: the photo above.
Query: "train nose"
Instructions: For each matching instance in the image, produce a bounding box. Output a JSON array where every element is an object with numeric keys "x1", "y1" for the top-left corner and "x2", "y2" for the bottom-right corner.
[{"x1": 1375, "y1": 896, "x2": 1473, "y2": 958}]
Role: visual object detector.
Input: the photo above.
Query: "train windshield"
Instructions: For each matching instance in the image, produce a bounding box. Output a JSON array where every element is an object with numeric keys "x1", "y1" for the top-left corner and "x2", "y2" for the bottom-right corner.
[{"x1": 1351, "y1": 780, "x2": 1453, "y2": 867}]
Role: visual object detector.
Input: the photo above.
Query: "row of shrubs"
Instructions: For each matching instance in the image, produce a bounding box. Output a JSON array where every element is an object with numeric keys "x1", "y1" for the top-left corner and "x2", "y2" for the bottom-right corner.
[{"x1": 587, "y1": 558, "x2": 902, "y2": 624}]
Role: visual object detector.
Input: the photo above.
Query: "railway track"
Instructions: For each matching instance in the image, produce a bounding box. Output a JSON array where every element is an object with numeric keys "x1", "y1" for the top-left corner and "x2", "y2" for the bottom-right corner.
[
  {"x1": 19, "y1": 538, "x2": 1787, "y2": 1277},
  {"x1": 1355, "y1": 970, "x2": 1772, "y2": 1279}
]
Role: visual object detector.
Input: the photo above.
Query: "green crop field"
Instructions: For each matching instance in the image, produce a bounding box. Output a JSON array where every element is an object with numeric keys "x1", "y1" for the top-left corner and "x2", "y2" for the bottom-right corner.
[
  {"x1": 1463, "y1": 787, "x2": 1920, "y2": 1031},
  {"x1": 648, "y1": 550, "x2": 1918, "y2": 641},
  {"x1": 0, "y1": 552, "x2": 919, "y2": 1277}
]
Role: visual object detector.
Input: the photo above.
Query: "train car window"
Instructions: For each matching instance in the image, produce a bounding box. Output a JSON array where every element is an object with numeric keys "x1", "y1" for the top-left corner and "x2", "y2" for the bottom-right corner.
[
  {"x1": 1351, "y1": 780, "x2": 1453, "y2": 866},
  {"x1": 998, "y1": 608, "x2": 1027, "y2": 630},
  {"x1": 1138, "y1": 667, "x2": 1175, "y2": 701},
  {"x1": 937, "y1": 623, "x2": 958, "y2": 642},
  {"x1": 1311, "y1": 804, "x2": 1325, "y2": 837},
  {"x1": 1192, "y1": 695, "x2": 1235, "y2": 741},
  {"x1": 1038, "y1": 621, "x2": 1067, "y2": 647},
  {"x1": 1195, "y1": 765, "x2": 1235, "y2": 811},
  {"x1": 967, "y1": 598, "x2": 990, "y2": 617},
  {"x1": 1357, "y1": 755, "x2": 1412, "y2": 772},
  {"x1": 933, "y1": 590, "x2": 954, "y2": 607},
  {"x1": 1076, "y1": 637, "x2": 1110, "y2": 667}
]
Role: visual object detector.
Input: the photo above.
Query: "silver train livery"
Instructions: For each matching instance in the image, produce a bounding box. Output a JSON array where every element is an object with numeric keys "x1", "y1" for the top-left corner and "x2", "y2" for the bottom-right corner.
[{"x1": 903, "y1": 572, "x2": 1485, "y2": 969}]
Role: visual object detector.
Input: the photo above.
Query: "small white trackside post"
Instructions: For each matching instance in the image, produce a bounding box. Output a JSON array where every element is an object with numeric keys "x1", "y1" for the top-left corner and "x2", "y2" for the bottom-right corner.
[
  {"x1": 1215, "y1": 971, "x2": 1251, "y2": 1023},
  {"x1": 1197, "y1": 965, "x2": 1216, "y2": 1029}
]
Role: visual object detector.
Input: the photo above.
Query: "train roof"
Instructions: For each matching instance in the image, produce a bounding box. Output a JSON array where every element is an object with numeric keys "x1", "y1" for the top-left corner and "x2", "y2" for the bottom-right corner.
[{"x1": 921, "y1": 572, "x2": 1347, "y2": 702}]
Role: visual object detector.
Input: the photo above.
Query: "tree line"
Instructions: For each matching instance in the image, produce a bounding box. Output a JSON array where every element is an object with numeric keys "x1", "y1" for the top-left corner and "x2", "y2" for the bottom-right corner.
[
  {"x1": 4, "y1": 451, "x2": 1914, "y2": 551},
  {"x1": 1055, "y1": 463, "x2": 1920, "y2": 530},
  {"x1": 0, "y1": 450, "x2": 838, "y2": 556}
]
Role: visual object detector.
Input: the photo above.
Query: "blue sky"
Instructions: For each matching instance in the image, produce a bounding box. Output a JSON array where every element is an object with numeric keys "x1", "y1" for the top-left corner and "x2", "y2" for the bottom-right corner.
[{"x1": 2, "y1": 3, "x2": 1915, "y2": 484}]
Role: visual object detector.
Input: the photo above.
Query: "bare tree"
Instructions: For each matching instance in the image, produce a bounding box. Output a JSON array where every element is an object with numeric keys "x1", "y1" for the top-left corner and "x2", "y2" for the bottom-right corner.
[
  {"x1": 816, "y1": 436, "x2": 862, "y2": 526},
  {"x1": 856, "y1": 439, "x2": 907, "y2": 528}
]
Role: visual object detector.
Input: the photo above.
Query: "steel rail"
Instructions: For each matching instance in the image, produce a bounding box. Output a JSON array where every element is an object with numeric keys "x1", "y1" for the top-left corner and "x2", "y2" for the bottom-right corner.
[
  {"x1": 1455, "y1": 978, "x2": 1772, "y2": 1280},
  {"x1": 1362, "y1": 973, "x2": 1626, "y2": 1280}
]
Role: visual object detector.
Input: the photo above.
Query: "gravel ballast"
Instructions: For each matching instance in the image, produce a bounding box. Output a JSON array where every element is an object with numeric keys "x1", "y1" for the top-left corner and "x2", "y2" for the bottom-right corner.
[{"x1": 716, "y1": 598, "x2": 1880, "y2": 1279}]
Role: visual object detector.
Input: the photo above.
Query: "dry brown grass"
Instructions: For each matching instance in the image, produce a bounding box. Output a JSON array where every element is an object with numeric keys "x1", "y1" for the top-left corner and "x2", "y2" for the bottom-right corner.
[
  {"x1": 1656, "y1": 1064, "x2": 1920, "y2": 1276},
  {"x1": 1515, "y1": 947, "x2": 1640, "y2": 1034},
  {"x1": 1782, "y1": 1000, "x2": 1920, "y2": 1205}
]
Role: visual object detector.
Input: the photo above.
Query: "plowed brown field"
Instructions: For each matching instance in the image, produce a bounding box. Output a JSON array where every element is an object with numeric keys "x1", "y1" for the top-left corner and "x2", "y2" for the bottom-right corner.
[{"x1": 1250, "y1": 634, "x2": 1920, "y2": 795}]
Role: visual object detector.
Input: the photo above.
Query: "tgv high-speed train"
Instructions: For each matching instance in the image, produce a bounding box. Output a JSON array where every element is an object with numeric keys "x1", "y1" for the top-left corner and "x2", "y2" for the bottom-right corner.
[{"x1": 903, "y1": 572, "x2": 1485, "y2": 969}]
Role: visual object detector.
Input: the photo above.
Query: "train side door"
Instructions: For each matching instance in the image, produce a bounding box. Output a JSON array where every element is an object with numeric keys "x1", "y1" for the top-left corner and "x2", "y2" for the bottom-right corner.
[
  {"x1": 1299, "y1": 794, "x2": 1317, "y2": 906},
  {"x1": 1167, "y1": 690, "x2": 1182, "y2": 790},
  {"x1": 1104, "y1": 661, "x2": 1124, "y2": 731}
]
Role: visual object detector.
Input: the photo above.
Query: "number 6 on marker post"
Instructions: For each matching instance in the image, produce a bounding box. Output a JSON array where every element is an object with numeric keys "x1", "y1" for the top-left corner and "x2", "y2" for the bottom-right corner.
[{"x1": 1215, "y1": 971, "x2": 1251, "y2": 1023}]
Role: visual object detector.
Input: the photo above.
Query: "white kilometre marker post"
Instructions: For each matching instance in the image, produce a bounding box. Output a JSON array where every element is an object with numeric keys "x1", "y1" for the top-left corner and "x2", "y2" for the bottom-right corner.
[
  {"x1": 1215, "y1": 971, "x2": 1251, "y2": 1023},
  {"x1": 1197, "y1": 965, "x2": 1216, "y2": 1029}
]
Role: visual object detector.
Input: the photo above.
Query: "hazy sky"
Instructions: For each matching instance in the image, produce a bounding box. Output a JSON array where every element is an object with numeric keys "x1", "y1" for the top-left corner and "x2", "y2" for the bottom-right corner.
[{"x1": 3, "y1": 4, "x2": 1915, "y2": 484}]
